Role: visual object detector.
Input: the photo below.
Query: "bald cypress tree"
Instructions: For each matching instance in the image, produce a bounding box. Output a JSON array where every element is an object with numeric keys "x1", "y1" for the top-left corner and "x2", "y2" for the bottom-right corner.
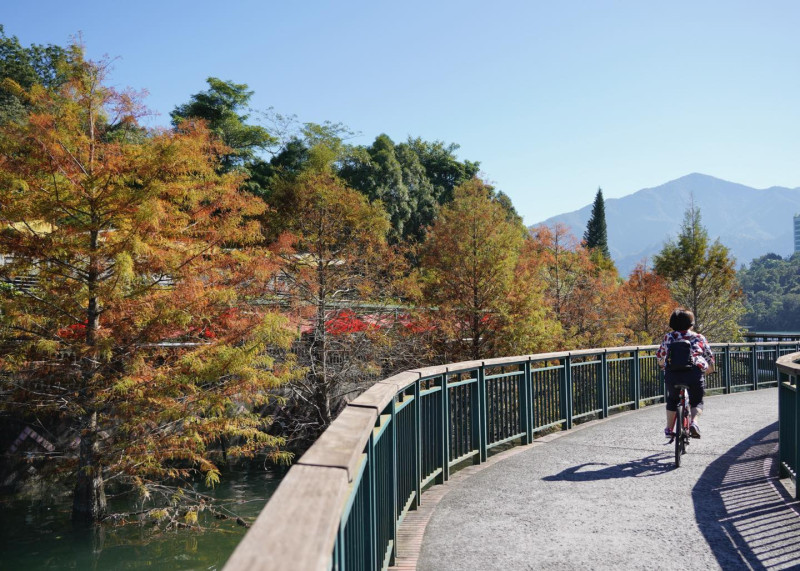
[
  {"x1": 584, "y1": 188, "x2": 610, "y2": 259},
  {"x1": 0, "y1": 50, "x2": 296, "y2": 524}
]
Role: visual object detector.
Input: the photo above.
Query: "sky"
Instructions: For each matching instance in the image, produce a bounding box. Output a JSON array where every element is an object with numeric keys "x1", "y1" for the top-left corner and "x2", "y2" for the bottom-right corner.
[{"x1": 4, "y1": 1, "x2": 800, "y2": 223}]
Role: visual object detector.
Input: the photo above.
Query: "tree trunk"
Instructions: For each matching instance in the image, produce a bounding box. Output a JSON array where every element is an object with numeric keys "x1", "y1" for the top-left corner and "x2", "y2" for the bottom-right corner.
[
  {"x1": 314, "y1": 261, "x2": 332, "y2": 427},
  {"x1": 72, "y1": 410, "x2": 107, "y2": 524}
]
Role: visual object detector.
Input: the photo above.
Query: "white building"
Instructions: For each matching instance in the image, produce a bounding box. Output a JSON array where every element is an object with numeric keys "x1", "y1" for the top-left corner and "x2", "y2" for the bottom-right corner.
[{"x1": 795, "y1": 214, "x2": 800, "y2": 252}]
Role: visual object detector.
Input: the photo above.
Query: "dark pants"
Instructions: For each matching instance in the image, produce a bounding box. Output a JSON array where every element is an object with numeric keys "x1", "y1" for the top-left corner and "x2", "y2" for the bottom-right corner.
[{"x1": 665, "y1": 367, "x2": 705, "y2": 412}]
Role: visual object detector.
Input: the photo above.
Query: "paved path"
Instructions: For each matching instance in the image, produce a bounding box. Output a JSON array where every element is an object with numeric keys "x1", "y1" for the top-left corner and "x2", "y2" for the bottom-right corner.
[{"x1": 394, "y1": 388, "x2": 800, "y2": 570}]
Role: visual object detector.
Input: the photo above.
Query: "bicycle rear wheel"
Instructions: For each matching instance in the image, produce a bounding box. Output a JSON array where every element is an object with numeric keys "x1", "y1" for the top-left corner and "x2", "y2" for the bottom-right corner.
[
  {"x1": 681, "y1": 406, "x2": 690, "y2": 455},
  {"x1": 674, "y1": 405, "x2": 684, "y2": 467}
]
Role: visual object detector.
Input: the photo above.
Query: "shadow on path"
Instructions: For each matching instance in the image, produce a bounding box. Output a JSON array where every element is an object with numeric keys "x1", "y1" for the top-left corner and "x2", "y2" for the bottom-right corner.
[
  {"x1": 693, "y1": 422, "x2": 800, "y2": 570},
  {"x1": 542, "y1": 452, "x2": 674, "y2": 482}
]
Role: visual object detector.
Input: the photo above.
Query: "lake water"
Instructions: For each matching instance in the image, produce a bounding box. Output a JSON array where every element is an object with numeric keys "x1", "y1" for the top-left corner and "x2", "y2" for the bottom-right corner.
[{"x1": 0, "y1": 469, "x2": 281, "y2": 570}]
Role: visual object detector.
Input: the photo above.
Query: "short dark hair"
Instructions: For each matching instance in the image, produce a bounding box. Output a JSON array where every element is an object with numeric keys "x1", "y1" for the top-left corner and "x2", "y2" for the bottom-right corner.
[{"x1": 669, "y1": 308, "x2": 695, "y2": 331}]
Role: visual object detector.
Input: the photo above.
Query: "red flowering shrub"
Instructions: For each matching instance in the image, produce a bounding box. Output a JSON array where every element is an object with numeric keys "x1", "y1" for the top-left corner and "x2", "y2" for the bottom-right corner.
[
  {"x1": 57, "y1": 322, "x2": 87, "y2": 340},
  {"x1": 325, "y1": 310, "x2": 372, "y2": 335}
]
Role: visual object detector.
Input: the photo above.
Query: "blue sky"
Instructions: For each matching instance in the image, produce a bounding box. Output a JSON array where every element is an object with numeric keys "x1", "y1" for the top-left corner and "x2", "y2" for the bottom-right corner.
[{"x1": 4, "y1": 1, "x2": 799, "y2": 223}]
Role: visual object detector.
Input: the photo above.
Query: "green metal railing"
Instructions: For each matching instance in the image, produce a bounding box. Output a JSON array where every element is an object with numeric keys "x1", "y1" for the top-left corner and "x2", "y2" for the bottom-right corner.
[
  {"x1": 777, "y1": 351, "x2": 800, "y2": 497},
  {"x1": 225, "y1": 341, "x2": 798, "y2": 571}
]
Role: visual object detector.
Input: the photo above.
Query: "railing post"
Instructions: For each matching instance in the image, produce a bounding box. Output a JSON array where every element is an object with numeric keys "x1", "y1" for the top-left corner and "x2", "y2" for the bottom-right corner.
[
  {"x1": 521, "y1": 360, "x2": 533, "y2": 444},
  {"x1": 778, "y1": 368, "x2": 788, "y2": 479},
  {"x1": 437, "y1": 374, "x2": 449, "y2": 484},
  {"x1": 477, "y1": 367, "x2": 488, "y2": 463},
  {"x1": 632, "y1": 348, "x2": 641, "y2": 410},
  {"x1": 751, "y1": 343, "x2": 759, "y2": 391},
  {"x1": 600, "y1": 351, "x2": 609, "y2": 419},
  {"x1": 389, "y1": 395, "x2": 398, "y2": 566},
  {"x1": 774, "y1": 344, "x2": 780, "y2": 384},
  {"x1": 789, "y1": 375, "x2": 800, "y2": 500},
  {"x1": 336, "y1": 518, "x2": 345, "y2": 570},
  {"x1": 723, "y1": 345, "x2": 732, "y2": 394},
  {"x1": 413, "y1": 379, "x2": 421, "y2": 508},
  {"x1": 561, "y1": 355, "x2": 573, "y2": 430},
  {"x1": 470, "y1": 370, "x2": 481, "y2": 465},
  {"x1": 367, "y1": 431, "x2": 377, "y2": 570}
]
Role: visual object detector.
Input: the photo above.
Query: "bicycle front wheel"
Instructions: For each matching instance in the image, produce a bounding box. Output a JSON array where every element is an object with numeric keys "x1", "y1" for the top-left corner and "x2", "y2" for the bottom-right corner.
[{"x1": 674, "y1": 405, "x2": 684, "y2": 468}]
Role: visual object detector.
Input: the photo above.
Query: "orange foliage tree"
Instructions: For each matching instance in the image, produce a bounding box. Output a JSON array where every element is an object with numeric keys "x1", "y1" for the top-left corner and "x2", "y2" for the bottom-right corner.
[
  {"x1": 263, "y1": 169, "x2": 396, "y2": 441},
  {"x1": 619, "y1": 260, "x2": 676, "y2": 344},
  {"x1": 0, "y1": 51, "x2": 296, "y2": 524},
  {"x1": 528, "y1": 223, "x2": 621, "y2": 349},
  {"x1": 419, "y1": 179, "x2": 558, "y2": 361},
  {"x1": 503, "y1": 237, "x2": 564, "y2": 354}
]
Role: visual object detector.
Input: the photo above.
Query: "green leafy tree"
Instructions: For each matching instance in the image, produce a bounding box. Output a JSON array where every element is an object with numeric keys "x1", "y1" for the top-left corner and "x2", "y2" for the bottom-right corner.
[
  {"x1": 0, "y1": 51, "x2": 295, "y2": 525},
  {"x1": 739, "y1": 253, "x2": 800, "y2": 331},
  {"x1": 406, "y1": 137, "x2": 480, "y2": 206},
  {"x1": 171, "y1": 78, "x2": 276, "y2": 195},
  {"x1": 252, "y1": 119, "x2": 356, "y2": 198},
  {"x1": 338, "y1": 134, "x2": 412, "y2": 242},
  {"x1": 653, "y1": 204, "x2": 744, "y2": 340},
  {"x1": 340, "y1": 135, "x2": 518, "y2": 247},
  {"x1": 394, "y1": 142, "x2": 437, "y2": 241},
  {"x1": 0, "y1": 26, "x2": 69, "y2": 125}
]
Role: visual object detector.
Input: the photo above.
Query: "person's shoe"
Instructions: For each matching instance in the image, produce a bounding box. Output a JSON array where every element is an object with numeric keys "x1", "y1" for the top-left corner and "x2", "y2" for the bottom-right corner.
[
  {"x1": 664, "y1": 427, "x2": 675, "y2": 438},
  {"x1": 690, "y1": 423, "x2": 701, "y2": 439}
]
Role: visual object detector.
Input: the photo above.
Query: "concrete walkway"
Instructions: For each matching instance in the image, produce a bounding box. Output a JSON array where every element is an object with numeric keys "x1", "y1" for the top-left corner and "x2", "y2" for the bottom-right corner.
[{"x1": 397, "y1": 388, "x2": 800, "y2": 570}]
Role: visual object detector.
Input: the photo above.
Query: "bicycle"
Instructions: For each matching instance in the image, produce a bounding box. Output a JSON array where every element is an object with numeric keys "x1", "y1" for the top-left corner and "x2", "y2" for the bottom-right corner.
[{"x1": 670, "y1": 384, "x2": 691, "y2": 467}]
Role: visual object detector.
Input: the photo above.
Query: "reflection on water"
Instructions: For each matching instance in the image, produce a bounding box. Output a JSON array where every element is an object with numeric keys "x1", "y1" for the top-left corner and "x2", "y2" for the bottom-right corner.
[{"x1": 0, "y1": 470, "x2": 281, "y2": 570}]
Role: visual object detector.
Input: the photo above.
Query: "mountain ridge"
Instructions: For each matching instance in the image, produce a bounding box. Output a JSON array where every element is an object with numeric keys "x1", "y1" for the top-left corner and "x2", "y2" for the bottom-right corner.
[{"x1": 535, "y1": 173, "x2": 800, "y2": 276}]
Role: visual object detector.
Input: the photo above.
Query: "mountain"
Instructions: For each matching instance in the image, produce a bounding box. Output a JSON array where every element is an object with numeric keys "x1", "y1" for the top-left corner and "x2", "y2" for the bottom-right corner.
[{"x1": 535, "y1": 173, "x2": 800, "y2": 276}]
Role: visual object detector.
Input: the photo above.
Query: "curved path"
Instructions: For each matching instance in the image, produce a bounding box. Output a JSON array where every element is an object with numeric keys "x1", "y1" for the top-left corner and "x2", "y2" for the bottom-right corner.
[{"x1": 392, "y1": 388, "x2": 800, "y2": 570}]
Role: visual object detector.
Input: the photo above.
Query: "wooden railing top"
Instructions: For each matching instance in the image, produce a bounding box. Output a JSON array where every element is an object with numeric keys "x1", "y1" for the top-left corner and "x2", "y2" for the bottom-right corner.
[
  {"x1": 777, "y1": 352, "x2": 800, "y2": 377},
  {"x1": 227, "y1": 464, "x2": 349, "y2": 570}
]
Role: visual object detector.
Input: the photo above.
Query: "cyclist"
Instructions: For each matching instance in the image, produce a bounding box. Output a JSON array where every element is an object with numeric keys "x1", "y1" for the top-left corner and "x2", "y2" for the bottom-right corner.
[{"x1": 656, "y1": 308, "x2": 715, "y2": 439}]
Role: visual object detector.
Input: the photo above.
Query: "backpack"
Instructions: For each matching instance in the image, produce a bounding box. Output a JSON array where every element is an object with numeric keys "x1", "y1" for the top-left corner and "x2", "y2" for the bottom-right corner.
[{"x1": 666, "y1": 339, "x2": 694, "y2": 371}]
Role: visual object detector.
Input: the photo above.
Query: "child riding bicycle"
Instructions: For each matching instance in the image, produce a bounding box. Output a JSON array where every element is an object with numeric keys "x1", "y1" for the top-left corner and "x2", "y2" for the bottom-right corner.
[{"x1": 656, "y1": 308, "x2": 715, "y2": 439}]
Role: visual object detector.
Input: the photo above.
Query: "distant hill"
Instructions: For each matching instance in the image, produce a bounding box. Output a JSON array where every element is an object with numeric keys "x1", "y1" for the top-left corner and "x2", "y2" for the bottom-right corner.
[{"x1": 535, "y1": 173, "x2": 800, "y2": 276}]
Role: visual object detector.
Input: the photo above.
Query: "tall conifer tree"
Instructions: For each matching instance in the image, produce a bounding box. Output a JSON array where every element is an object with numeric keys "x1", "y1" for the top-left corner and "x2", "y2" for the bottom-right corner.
[{"x1": 584, "y1": 187, "x2": 610, "y2": 259}]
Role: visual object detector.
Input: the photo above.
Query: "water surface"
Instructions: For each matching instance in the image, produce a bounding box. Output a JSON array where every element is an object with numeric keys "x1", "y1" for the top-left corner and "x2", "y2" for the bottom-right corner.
[{"x1": 0, "y1": 470, "x2": 281, "y2": 570}]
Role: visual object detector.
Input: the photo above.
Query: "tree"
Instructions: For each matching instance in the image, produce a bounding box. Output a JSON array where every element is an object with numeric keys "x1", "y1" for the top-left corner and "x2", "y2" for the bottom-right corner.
[
  {"x1": 340, "y1": 134, "x2": 521, "y2": 249},
  {"x1": 420, "y1": 178, "x2": 526, "y2": 361},
  {"x1": 0, "y1": 26, "x2": 69, "y2": 125},
  {"x1": 338, "y1": 134, "x2": 413, "y2": 243},
  {"x1": 171, "y1": 77, "x2": 276, "y2": 195},
  {"x1": 653, "y1": 204, "x2": 744, "y2": 340},
  {"x1": 263, "y1": 170, "x2": 394, "y2": 442},
  {"x1": 501, "y1": 238, "x2": 564, "y2": 354},
  {"x1": 406, "y1": 137, "x2": 480, "y2": 206},
  {"x1": 493, "y1": 189, "x2": 525, "y2": 228},
  {"x1": 620, "y1": 260, "x2": 676, "y2": 343},
  {"x1": 739, "y1": 253, "x2": 800, "y2": 331},
  {"x1": 0, "y1": 51, "x2": 295, "y2": 525},
  {"x1": 529, "y1": 223, "x2": 621, "y2": 348},
  {"x1": 584, "y1": 187, "x2": 611, "y2": 260},
  {"x1": 251, "y1": 121, "x2": 356, "y2": 200}
]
